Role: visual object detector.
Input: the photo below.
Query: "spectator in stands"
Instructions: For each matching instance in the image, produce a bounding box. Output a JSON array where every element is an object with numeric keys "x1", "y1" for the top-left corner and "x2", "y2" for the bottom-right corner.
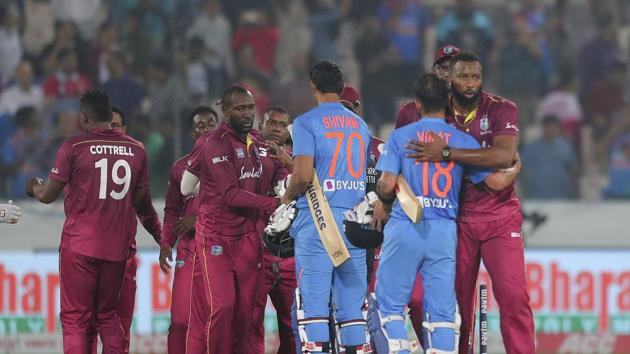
[
  {"x1": 536, "y1": 68, "x2": 582, "y2": 147},
  {"x1": 355, "y1": 14, "x2": 400, "y2": 125},
  {"x1": 39, "y1": 20, "x2": 88, "y2": 75},
  {"x1": 274, "y1": 0, "x2": 312, "y2": 83},
  {"x1": 102, "y1": 49, "x2": 145, "y2": 117},
  {"x1": 378, "y1": 0, "x2": 428, "y2": 80},
  {"x1": 578, "y1": 13, "x2": 622, "y2": 99},
  {"x1": 522, "y1": 115, "x2": 578, "y2": 199},
  {"x1": 1, "y1": 106, "x2": 46, "y2": 198},
  {"x1": 232, "y1": 8, "x2": 280, "y2": 74},
  {"x1": 43, "y1": 48, "x2": 92, "y2": 101},
  {"x1": 146, "y1": 56, "x2": 188, "y2": 130},
  {"x1": 497, "y1": 24, "x2": 542, "y2": 127},
  {"x1": 87, "y1": 22, "x2": 119, "y2": 85},
  {"x1": 184, "y1": 36, "x2": 225, "y2": 103},
  {"x1": 43, "y1": 108, "x2": 79, "y2": 164},
  {"x1": 0, "y1": 60, "x2": 44, "y2": 115},
  {"x1": 435, "y1": 0, "x2": 494, "y2": 64},
  {"x1": 584, "y1": 60, "x2": 626, "y2": 123},
  {"x1": 187, "y1": 0, "x2": 234, "y2": 77},
  {"x1": 121, "y1": 9, "x2": 152, "y2": 78},
  {"x1": 277, "y1": 52, "x2": 317, "y2": 117},
  {"x1": 306, "y1": 0, "x2": 341, "y2": 62},
  {"x1": 0, "y1": 4, "x2": 23, "y2": 85},
  {"x1": 50, "y1": 0, "x2": 103, "y2": 39},
  {"x1": 602, "y1": 138, "x2": 630, "y2": 199}
]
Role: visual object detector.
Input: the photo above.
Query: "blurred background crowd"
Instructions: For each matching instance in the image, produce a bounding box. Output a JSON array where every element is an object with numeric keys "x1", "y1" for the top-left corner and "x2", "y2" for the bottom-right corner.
[{"x1": 0, "y1": 0, "x2": 629, "y2": 200}]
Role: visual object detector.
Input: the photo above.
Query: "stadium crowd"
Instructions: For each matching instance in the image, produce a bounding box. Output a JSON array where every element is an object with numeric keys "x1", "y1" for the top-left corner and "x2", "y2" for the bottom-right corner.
[{"x1": 1, "y1": 0, "x2": 630, "y2": 200}]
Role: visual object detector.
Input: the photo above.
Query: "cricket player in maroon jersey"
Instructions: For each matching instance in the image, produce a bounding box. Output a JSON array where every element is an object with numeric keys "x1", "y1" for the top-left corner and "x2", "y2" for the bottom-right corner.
[
  {"x1": 408, "y1": 52, "x2": 534, "y2": 354},
  {"x1": 87, "y1": 105, "x2": 162, "y2": 354},
  {"x1": 158, "y1": 106, "x2": 218, "y2": 354},
  {"x1": 193, "y1": 84, "x2": 286, "y2": 353},
  {"x1": 250, "y1": 105, "x2": 296, "y2": 354},
  {"x1": 26, "y1": 90, "x2": 153, "y2": 354},
  {"x1": 395, "y1": 44, "x2": 460, "y2": 129}
]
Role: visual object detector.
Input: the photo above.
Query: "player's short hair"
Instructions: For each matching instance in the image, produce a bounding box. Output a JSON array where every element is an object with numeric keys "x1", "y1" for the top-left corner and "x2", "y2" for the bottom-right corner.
[
  {"x1": 309, "y1": 60, "x2": 344, "y2": 95},
  {"x1": 413, "y1": 73, "x2": 449, "y2": 114},
  {"x1": 220, "y1": 84, "x2": 250, "y2": 108},
  {"x1": 80, "y1": 90, "x2": 111, "y2": 122},
  {"x1": 264, "y1": 105, "x2": 290, "y2": 121},
  {"x1": 450, "y1": 52, "x2": 482, "y2": 69},
  {"x1": 111, "y1": 104, "x2": 126, "y2": 126},
  {"x1": 189, "y1": 105, "x2": 218, "y2": 128}
]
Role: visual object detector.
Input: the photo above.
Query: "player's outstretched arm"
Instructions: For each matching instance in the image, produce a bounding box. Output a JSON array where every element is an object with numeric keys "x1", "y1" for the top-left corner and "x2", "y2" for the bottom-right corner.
[
  {"x1": 134, "y1": 186, "x2": 162, "y2": 245},
  {"x1": 281, "y1": 155, "x2": 313, "y2": 204},
  {"x1": 406, "y1": 132, "x2": 518, "y2": 169},
  {"x1": 26, "y1": 177, "x2": 65, "y2": 204}
]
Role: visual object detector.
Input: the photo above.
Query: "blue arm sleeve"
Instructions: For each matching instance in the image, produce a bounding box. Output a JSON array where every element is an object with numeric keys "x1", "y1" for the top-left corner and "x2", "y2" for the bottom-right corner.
[
  {"x1": 375, "y1": 133, "x2": 401, "y2": 175},
  {"x1": 292, "y1": 117, "x2": 315, "y2": 157}
]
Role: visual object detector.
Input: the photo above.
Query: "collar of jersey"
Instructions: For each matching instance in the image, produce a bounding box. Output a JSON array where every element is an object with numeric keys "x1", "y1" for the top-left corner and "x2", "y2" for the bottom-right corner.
[
  {"x1": 421, "y1": 117, "x2": 448, "y2": 124},
  {"x1": 318, "y1": 102, "x2": 343, "y2": 107}
]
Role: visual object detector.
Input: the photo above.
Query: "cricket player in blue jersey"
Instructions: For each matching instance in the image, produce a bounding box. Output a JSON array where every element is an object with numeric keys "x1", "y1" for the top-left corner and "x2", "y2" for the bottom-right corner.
[
  {"x1": 280, "y1": 60, "x2": 373, "y2": 353},
  {"x1": 369, "y1": 73, "x2": 519, "y2": 354}
]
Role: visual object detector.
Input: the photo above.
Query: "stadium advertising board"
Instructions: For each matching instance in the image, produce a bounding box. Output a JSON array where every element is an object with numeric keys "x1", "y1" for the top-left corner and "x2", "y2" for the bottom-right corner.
[{"x1": 0, "y1": 250, "x2": 628, "y2": 353}]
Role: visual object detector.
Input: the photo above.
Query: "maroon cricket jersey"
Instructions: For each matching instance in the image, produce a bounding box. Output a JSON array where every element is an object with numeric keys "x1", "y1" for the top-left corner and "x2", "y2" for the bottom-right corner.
[
  {"x1": 446, "y1": 92, "x2": 521, "y2": 222},
  {"x1": 195, "y1": 122, "x2": 281, "y2": 237},
  {"x1": 395, "y1": 100, "x2": 422, "y2": 128},
  {"x1": 49, "y1": 128, "x2": 149, "y2": 261},
  {"x1": 162, "y1": 154, "x2": 198, "y2": 248}
]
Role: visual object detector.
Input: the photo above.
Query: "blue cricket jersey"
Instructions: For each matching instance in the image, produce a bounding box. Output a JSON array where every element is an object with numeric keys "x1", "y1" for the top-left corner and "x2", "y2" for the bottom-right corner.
[
  {"x1": 376, "y1": 117, "x2": 489, "y2": 220},
  {"x1": 292, "y1": 102, "x2": 372, "y2": 210}
]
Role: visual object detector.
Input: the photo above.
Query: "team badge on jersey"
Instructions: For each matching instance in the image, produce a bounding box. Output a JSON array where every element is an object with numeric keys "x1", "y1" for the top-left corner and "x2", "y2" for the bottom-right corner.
[
  {"x1": 211, "y1": 245, "x2": 223, "y2": 256},
  {"x1": 480, "y1": 115, "x2": 489, "y2": 131},
  {"x1": 176, "y1": 260, "x2": 185, "y2": 268},
  {"x1": 236, "y1": 148, "x2": 245, "y2": 159}
]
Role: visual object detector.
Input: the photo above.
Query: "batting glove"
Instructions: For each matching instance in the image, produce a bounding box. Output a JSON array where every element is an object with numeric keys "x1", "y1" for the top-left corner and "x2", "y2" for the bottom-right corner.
[
  {"x1": 0, "y1": 200, "x2": 22, "y2": 224},
  {"x1": 265, "y1": 200, "x2": 297, "y2": 235}
]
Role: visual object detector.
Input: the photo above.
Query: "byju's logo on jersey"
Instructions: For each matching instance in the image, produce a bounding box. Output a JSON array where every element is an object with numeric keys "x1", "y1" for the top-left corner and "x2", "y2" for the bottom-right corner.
[{"x1": 322, "y1": 179, "x2": 365, "y2": 192}]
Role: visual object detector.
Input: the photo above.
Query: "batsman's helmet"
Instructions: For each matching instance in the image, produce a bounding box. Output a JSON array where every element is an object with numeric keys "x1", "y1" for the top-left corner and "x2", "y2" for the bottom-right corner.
[{"x1": 343, "y1": 220, "x2": 384, "y2": 249}]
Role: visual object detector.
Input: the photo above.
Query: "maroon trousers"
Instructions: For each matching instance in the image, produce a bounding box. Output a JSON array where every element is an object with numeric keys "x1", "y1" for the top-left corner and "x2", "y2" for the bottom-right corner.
[
  {"x1": 168, "y1": 239, "x2": 209, "y2": 354},
  {"x1": 456, "y1": 215, "x2": 535, "y2": 354},
  {"x1": 60, "y1": 248, "x2": 127, "y2": 354},
  {"x1": 252, "y1": 249, "x2": 297, "y2": 354},
  {"x1": 198, "y1": 230, "x2": 263, "y2": 354}
]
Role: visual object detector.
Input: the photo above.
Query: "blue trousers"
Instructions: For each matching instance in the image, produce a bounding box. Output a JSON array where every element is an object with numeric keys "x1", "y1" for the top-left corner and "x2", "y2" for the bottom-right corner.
[
  {"x1": 291, "y1": 207, "x2": 367, "y2": 351},
  {"x1": 375, "y1": 217, "x2": 457, "y2": 352}
]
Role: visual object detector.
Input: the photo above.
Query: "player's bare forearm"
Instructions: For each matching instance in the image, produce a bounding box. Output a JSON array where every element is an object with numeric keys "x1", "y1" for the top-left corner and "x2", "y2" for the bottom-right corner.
[
  {"x1": 282, "y1": 155, "x2": 314, "y2": 204},
  {"x1": 483, "y1": 153, "x2": 521, "y2": 191},
  {"x1": 28, "y1": 177, "x2": 65, "y2": 204},
  {"x1": 376, "y1": 172, "x2": 397, "y2": 205},
  {"x1": 406, "y1": 133, "x2": 518, "y2": 169}
]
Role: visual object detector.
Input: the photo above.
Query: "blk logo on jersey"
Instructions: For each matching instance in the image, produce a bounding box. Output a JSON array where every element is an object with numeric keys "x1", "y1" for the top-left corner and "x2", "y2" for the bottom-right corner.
[{"x1": 323, "y1": 179, "x2": 365, "y2": 192}]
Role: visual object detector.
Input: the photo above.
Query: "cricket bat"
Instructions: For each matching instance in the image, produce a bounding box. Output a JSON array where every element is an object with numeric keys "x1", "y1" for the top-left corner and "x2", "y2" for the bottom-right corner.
[
  {"x1": 396, "y1": 175, "x2": 422, "y2": 223},
  {"x1": 306, "y1": 171, "x2": 350, "y2": 267}
]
